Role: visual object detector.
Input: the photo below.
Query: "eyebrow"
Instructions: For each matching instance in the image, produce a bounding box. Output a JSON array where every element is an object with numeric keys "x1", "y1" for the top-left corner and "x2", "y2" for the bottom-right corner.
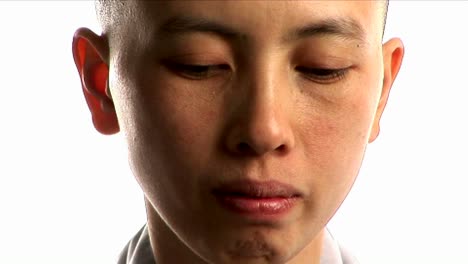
[
  {"x1": 285, "y1": 18, "x2": 366, "y2": 43},
  {"x1": 158, "y1": 16, "x2": 365, "y2": 43},
  {"x1": 158, "y1": 16, "x2": 245, "y2": 40}
]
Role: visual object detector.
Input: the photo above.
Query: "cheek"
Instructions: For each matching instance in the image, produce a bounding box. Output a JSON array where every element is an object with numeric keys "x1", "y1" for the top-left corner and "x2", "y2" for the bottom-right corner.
[
  {"x1": 293, "y1": 98, "x2": 375, "y2": 228},
  {"x1": 299, "y1": 86, "x2": 379, "y2": 187},
  {"x1": 145, "y1": 80, "x2": 220, "y2": 158},
  {"x1": 118, "y1": 68, "x2": 223, "y2": 190}
]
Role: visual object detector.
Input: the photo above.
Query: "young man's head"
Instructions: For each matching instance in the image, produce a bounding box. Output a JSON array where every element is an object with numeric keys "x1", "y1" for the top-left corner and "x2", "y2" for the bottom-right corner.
[{"x1": 73, "y1": 1, "x2": 403, "y2": 263}]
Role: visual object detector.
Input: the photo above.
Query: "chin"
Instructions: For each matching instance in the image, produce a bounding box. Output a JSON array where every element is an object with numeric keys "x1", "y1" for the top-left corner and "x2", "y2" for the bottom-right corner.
[{"x1": 200, "y1": 225, "x2": 307, "y2": 264}]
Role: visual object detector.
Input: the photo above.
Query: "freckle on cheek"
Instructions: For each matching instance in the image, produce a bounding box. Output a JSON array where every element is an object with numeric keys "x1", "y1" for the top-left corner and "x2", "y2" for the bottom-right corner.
[{"x1": 315, "y1": 119, "x2": 338, "y2": 136}]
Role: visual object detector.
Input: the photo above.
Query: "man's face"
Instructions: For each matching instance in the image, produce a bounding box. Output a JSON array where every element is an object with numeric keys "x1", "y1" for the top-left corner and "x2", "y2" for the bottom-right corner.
[{"x1": 88, "y1": 1, "x2": 401, "y2": 263}]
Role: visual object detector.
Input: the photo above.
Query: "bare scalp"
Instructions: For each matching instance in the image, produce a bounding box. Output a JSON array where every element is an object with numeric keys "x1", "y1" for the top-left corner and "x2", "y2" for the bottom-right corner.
[{"x1": 95, "y1": 0, "x2": 389, "y2": 38}]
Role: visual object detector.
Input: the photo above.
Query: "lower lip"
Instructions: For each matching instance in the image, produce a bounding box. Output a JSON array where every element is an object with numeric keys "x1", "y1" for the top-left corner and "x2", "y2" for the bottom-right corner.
[{"x1": 214, "y1": 195, "x2": 298, "y2": 218}]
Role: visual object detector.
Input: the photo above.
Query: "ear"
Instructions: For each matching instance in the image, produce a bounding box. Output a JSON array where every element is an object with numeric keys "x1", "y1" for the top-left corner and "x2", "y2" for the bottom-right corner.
[
  {"x1": 368, "y1": 38, "x2": 405, "y2": 143},
  {"x1": 72, "y1": 27, "x2": 119, "y2": 135}
]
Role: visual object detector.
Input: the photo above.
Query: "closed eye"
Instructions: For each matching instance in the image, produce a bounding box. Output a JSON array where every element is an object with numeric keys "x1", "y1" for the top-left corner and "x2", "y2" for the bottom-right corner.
[
  {"x1": 296, "y1": 66, "x2": 349, "y2": 84},
  {"x1": 166, "y1": 63, "x2": 230, "y2": 80}
]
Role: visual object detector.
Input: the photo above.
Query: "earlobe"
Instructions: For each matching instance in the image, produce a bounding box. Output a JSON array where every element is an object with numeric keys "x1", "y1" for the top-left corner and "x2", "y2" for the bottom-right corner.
[
  {"x1": 369, "y1": 38, "x2": 405, "y2": 143},
  {"x1": 72, "y1": 28, "x2": 119, "y2": 135}
]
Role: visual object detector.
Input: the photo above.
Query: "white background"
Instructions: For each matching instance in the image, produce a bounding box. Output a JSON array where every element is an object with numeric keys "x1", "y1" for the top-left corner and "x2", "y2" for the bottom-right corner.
[{"x1": 1, "y1": 2, "x2": 467, "y2": 264}]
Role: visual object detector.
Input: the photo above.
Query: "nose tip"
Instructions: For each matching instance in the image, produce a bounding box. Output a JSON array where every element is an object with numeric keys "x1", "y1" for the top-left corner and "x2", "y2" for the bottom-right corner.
[{"x1": 225, "y1": 115, "x2": 294, "y2": 157}]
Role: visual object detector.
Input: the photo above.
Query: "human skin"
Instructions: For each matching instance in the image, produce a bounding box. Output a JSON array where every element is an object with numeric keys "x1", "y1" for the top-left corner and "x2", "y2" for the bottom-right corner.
[{"x1": 72, "y1": 1, "x2": 404, "y2": 264}]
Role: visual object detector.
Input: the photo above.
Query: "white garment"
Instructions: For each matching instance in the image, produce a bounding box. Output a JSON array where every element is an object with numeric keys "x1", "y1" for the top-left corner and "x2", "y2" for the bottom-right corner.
[{"x1": 118, "y1": 225, "x2": 358, "y2": 264}]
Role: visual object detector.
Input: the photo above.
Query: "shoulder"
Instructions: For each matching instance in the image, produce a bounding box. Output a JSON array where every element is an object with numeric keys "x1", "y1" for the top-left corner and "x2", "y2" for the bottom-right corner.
[
  {"x1": 339, "y1": 243, "x2": 359, "y2": 264},
  {"x1": 321, "y1": 228, "x2": 359, "y2": 264},
  {"x1": 117, "y1": 225, "x2": 156, "y2": 264}
]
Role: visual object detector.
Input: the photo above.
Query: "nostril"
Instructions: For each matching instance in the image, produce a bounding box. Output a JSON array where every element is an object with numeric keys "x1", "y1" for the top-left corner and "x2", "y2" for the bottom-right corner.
[
  {"x1": 234, "y1": 142, "x2": 287, "y2": 156},
  {"x1": 236, "y1": 142, "x2": 252, "y2": 154},
  {"x1": 275, "y1": 144, "x2": 287, "y2": 152}
]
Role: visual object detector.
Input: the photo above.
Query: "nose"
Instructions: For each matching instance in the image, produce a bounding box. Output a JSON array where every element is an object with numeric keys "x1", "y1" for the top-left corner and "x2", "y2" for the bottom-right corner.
[{"x1": 224, "y1": 75, "x2": 295, "y2": 157}]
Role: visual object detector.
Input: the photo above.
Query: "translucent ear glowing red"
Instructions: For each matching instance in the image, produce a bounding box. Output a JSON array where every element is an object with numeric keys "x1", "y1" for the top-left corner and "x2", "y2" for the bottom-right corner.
[
  {"x1": 85, "y1": 62, "x2": 118, "y2": 135},
  {"x1": 73, "y1": 30, "x2": 119, "y2": 135}
]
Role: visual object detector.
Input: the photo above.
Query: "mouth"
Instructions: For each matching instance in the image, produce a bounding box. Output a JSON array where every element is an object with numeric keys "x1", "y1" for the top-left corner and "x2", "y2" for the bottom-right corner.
[{"x1": 211, "y1": 180, "x2": 302, "y2": 219}]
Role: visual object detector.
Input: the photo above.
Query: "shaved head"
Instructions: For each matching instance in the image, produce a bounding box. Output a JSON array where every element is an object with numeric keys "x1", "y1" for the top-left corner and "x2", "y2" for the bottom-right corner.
[
  {"x1": 94, "y1": 0, "x2": 126, "y2": 34},
  {"x1": 74, "y1": 1, "x2": 403, "y2": 263},
  {"x1": 95, "y1": 0, "x2": 390, "y2": 39}
]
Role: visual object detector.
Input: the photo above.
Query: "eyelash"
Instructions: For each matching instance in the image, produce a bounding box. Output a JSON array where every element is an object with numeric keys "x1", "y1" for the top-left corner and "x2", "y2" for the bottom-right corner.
[
  {"x1": 166, "y1": 63, "x2": 230, "y2": 80},
  {"x1": 166, "y1": 63, "x2": 349, "y2": 84},
  {"x1": 295, "y1": 66, "x2": 349, "y2": 84}
]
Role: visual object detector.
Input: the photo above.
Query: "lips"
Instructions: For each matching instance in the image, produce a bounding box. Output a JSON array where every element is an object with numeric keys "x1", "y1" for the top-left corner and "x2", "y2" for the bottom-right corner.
[
  {"x1": 212, "y1": 180, "x2": 302, "y2": 218},
  {"x1": 212, "y1": 180, "x2": 301, "y2": 198}
]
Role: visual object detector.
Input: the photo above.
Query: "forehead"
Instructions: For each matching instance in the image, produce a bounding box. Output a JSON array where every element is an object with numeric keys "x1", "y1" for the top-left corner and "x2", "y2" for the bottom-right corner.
[{"x1": 123, "y1": 1, "x2": 383, "y2": 45}]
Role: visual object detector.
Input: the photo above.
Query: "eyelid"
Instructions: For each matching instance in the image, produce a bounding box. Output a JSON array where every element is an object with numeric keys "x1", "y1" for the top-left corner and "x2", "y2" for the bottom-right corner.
[
  {"x1": 295, "y1": 66, "x2": 350, "y2": 84},
  {"x1": 164, "y1": 61, "x2": 231, "y2": 80},
  {"x1": 162, "y1": 52, "x2": 229, "y2": 65}
]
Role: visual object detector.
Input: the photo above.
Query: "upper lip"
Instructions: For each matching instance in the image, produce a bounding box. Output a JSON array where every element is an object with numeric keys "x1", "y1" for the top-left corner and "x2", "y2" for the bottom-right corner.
[{"x1": 212, "y1": 179, "x2": 302, "y2": 198}]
